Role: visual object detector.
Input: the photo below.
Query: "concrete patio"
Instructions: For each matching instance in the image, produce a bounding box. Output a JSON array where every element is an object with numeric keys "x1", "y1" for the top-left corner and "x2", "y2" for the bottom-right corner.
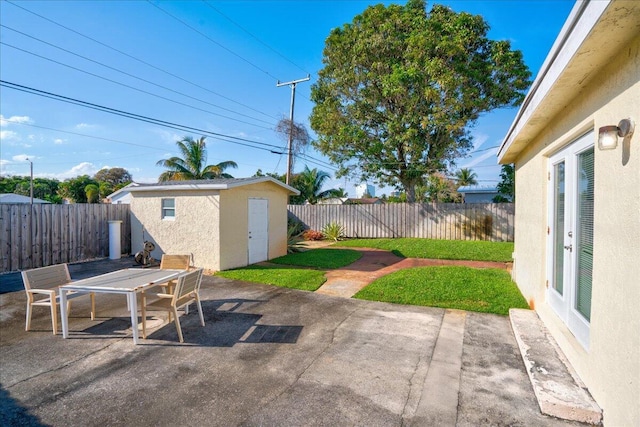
[{"x1": 1, "y1": 257, "x2": 591, "y2": 426}]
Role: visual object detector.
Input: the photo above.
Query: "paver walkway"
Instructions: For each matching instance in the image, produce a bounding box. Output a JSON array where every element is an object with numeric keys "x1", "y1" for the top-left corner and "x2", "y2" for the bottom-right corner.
[{"x1": 316, "y1": 247, "x2": 511, "y2": 298}]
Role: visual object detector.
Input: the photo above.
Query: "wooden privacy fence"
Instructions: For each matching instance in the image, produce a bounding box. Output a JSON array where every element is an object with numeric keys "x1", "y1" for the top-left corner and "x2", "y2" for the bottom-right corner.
[
  {"x1": 0, "y1": 204, "x2": 131, "y2": 273},
  {"x1": 288, "y1": 203, "x2": 514, "y2": 242}
]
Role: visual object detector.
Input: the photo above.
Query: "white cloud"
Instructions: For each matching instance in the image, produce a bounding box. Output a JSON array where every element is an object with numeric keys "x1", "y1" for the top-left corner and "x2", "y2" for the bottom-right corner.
[
  {"x1": 0, "y1": 130, "x2": 18, "y2": 140},
  {"x1": 471, "y1": 132, "x2": 489, "y2": 151},
  {"x1": 54, "y1": 138, "x2": 65, "y2": 145},
  {"x1": 0, "y1": 115, "x2": 32, "y2": 127},
  {"x1": 0, "y1": 159, "x2": 10, "y2": 166},
  {"x1": 12, "y1": 154, "x2": 33, "y2": 162},
  {"x1": 460, "y1": 149, "x2": 498, "y2": 169},
  {"x1": 74, "y1": 123, "x2": 98, "y2": 130}
]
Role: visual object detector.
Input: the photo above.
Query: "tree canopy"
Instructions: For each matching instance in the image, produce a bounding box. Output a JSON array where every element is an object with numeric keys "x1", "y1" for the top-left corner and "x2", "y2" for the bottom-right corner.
[
  {"x1": 156, "y1": 136, "x2": 238, "y2": 182},
  {"x1": 310, "y1": 0, "x2": 530, "y2": 202},
  {"x1": 493, "y1": 164, "x2": 515, "y2": 202}
]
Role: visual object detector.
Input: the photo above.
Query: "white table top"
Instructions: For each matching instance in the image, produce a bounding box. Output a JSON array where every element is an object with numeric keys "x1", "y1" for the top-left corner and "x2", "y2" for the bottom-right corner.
[{"x1": 61, "y1": 269, "x2": 183, "y2": 293}]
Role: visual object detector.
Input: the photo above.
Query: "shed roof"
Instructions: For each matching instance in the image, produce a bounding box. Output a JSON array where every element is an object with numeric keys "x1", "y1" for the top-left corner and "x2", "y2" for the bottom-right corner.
[
  {"x1": 127, "y1": 176, "x2": 300, "y2": 195},
  {"x1": 498, "y1": 0, "x2": 640, "y2": 164},
  {"x1": 457, "y1": 186, "x2": 498, "y2": 194}
]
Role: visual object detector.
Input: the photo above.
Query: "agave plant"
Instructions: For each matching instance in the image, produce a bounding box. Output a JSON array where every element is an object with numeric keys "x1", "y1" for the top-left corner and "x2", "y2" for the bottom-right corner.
[{"x1": 322, "y1": 222, "x2": 345, "y2": 242}]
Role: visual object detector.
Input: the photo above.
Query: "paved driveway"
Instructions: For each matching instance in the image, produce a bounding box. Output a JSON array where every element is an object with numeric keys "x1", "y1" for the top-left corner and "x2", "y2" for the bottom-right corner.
[{"x1": 1, "y1": 271, "x2": 586, "y2": 426}]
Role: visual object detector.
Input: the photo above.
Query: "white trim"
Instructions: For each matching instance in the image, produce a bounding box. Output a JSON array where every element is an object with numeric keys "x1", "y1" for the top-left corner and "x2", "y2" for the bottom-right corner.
[
  {"x1": 127, "y1": 176, "x2": 300, "y2": 195},
  {"x1": 498, "y1": 0, "x2": 610, "y2": 163}
]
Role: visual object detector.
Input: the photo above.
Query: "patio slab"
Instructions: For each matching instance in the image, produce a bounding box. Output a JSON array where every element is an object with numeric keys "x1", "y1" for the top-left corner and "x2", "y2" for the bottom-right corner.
[{"x1": 0, "y1": 257, "x2": 588, "y2": 426}]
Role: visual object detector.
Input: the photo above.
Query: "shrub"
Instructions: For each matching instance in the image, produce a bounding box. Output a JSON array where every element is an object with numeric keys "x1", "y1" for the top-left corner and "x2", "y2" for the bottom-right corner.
[
  {"x1": 322, "y1": 222, "x2": 345, "y2": 242},
  {"x1": 302, "y1": 229, "x2": 324, "y2": 241}
]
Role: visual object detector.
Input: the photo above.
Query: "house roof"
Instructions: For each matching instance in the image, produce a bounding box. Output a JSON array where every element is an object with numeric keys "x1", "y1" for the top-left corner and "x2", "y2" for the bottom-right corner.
[
  {"x1": 457, "y1": 186, "x2": 498, "y2": 194},
  {"x1": 105, "y1": 182, "x2": 139, "y2": 200},
  {"x1": 498, "y1": 0, "x2": 640, "y2": 164},
  {"x1": 126, "y1": 176, "x2": 300, "y2": 195},
  {"x1": 0, "y1": 193, "x2": 51, "y2": 204}
]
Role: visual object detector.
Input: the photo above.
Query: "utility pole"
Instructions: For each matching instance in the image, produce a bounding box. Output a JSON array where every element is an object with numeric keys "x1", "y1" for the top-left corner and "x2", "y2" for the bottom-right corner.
[
  {"x1": 276, "y1": 74, "x2": 310, "y2": 185},
  {"x1": 27, "y1": 157, "x2": 33, "y2": 204}
]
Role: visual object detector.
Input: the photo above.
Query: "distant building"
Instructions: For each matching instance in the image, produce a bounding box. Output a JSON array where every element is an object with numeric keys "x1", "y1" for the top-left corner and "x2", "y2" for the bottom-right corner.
[
  {"x1": 355, "y1": 183, "x2": 375, "y2": 198},
  {"x1": 457, "y1": 186, "x2": 499, "y2": 203},
  {"x1": 345, "y1": 197, "x2": 384, "y2": 205},
  {"x1": 0, "y1": 193, "x2": 50, "y2": 204}
]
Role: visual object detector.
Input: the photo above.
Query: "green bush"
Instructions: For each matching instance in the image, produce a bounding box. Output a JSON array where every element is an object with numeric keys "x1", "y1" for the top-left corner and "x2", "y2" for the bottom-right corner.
[{"x1": 322, "y1": 222, "x2": 345, "y2": 242}]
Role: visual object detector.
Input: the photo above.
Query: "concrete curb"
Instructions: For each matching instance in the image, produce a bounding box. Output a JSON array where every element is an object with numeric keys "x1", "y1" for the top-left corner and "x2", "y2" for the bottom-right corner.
[{"x1": 509, "y1": 309, "x2": 602, "y2": 425}]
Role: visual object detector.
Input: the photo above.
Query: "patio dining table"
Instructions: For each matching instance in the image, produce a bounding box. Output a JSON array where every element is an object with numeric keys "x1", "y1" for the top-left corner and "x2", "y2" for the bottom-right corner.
[{"x1": 60, "y1": 268, "x2": 184, "y2": 344}]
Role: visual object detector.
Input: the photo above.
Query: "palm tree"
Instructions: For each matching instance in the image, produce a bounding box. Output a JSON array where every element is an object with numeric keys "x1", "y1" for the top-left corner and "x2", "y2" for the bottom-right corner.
[
  {"x1": 293, "y1": 166, "x2": 341, "y2": 204},
  {"x1": 455, "y1": 168, "x2": 478, "y2": 187},
  {"x1": 156, "y1": 136, "x2": 238, "y2": 182}
]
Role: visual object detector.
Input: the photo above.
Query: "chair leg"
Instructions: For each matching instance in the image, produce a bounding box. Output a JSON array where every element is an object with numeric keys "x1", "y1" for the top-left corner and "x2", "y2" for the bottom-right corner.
[
  {"x1": 172, "y1": 307, "x2": 183, "y2": 343},
  {"x1": 141, "y1": 293, "x2": 147, "y2": 339},
  {"x1": 25, "y1": 302, "x2": 32, "y2": 331},
  {"x1": 50, "y1": 302, "x2": 58, "y2": 335},
  {"x1": 195, "y1": 295, "x2": 205, "y2": 327},
  {"x1": 90, "y1": 293, "x2": 96, "y2": 320}
]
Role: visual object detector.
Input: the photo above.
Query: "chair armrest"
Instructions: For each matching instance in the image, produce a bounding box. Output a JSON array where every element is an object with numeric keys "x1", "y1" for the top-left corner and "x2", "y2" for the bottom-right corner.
[
  {"x1": 26, "y1": 289, "x2": 56, "y2": 297},
  {"x1": 155, "y1": 293, "x2": 174, "y2": 299}
]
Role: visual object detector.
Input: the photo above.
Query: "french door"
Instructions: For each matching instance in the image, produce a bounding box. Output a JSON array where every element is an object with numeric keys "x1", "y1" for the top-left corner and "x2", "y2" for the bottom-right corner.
[{"x1": 547, "y1": 132, "x2": 594, "y2": 350}]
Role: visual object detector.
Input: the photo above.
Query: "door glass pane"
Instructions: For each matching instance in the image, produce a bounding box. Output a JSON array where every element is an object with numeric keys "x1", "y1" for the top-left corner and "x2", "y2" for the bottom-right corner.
[
  {"x1": 575, "y1": 148, "x2": 594, "y2": 321},
  {"x1": 553, "y1": 162, "x2": 565, "y2": 295}
]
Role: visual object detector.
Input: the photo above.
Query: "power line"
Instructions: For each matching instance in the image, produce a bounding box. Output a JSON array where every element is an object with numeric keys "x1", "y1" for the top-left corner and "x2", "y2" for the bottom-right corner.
[
  {"x1": 203, "y1": 0, "x2": 311, "y2": 76},
  {"x1": 1, "y1": 25, "x2": 276, "y2": 127},
  {"x1": 4, "y1": 0, "x2": 277, "y2": 121},
  {"x1": 1, "y1": 81, "x2": 336, "y2": 171},
  {"x1": 1, "y1": 41, "x2": 275, "y2": 130},
  {"x1": 147, "y1": 0, "x2": 282, "y2": 82}
]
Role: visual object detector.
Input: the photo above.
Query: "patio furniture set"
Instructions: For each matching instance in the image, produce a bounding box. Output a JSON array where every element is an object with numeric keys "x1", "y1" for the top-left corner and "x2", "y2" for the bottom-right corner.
[{"x1": 20, "y1": 255, "x2": 205, "y2": 344}]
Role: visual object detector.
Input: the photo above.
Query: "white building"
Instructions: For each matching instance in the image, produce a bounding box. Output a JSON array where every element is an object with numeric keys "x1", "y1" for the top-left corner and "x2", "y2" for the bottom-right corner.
[{"x1": 355, "y1": 183, "x2": 375, "y2": 198}]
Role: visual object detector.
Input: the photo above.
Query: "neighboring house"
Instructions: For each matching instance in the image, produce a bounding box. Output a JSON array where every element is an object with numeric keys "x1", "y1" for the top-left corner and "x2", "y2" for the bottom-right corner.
[
  {"x1": 316, "y1": 197, "x2": 384, "y2": 205},
  {"x1": 344, "y1": 197, "x2": 384, "y2": 205},
  {"x1": 127, "y1": 177, "x2": 299, "y2": 272},
  {"x1": 0, "y1": 193, "x2": 50, "y2": 204},
  {"x1": 456, "y1": 186, "x2": 499, "y2": 203},
  {"x1": 105, "y1": 182, "x2": 139, "y2": 204},
  {"x1": 497, "y1": 1, "x2": 639, "y2": 425}
]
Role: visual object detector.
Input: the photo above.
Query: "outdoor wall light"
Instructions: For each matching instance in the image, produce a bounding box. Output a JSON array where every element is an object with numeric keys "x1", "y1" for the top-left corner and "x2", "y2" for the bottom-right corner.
[{"x1": 598, "y1": 118, "x2": 635, "y2": 150}]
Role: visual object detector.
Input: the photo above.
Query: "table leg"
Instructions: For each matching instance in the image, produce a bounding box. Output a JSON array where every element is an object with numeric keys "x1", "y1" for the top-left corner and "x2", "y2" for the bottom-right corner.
[
  {"x1": 61, "y1": 289, "x2": 69, "y2": 338},
  {"x1": 128, "y1": 292, "x2": 139, "y2": 344}
]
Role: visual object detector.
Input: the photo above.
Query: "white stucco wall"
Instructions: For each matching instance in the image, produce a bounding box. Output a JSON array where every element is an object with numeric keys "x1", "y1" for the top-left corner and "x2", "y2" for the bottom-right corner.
[
  {"x1": 512, "y1": 34, "x2": 640, "y2": 426},
  {"x1": 130, "y1": 190, "x2": 222, "y2": 270},
  {"x1": 218, "y1": 181, "x2": 289, "y2": 271}
]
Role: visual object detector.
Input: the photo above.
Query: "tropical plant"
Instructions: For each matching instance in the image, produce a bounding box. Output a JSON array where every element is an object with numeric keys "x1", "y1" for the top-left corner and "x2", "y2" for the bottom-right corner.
[
  {"x1": 322, "y1": 222, "x2": 345, "y2": 242},
  {"x1": 84, "y1": 184, "x2": 100, "y2": 203},
  {"x1": 310, "y1": 0, "x2": 530, "y2": 202},
  {"x1": 156, "y1": 136, "x2": 237, "y2": 181},
  {"x1": 58, "y1": 175, "x2": 99, "y2": 203},
  {"x1": 425, "y1": 173, "x2": 460, "y2": 203},
  {"x1": 455, "y1": 168, "x2": 478, "y2": 187},
  {"x1": 292, "y1": 166, "x2": 342, "y2": 205},
  {"x1": 302, "y1": 230, "x2": 324, "y2": 241}
]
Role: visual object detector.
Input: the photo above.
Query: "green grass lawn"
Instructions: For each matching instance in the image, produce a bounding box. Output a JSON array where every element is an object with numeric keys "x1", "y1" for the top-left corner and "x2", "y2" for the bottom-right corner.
[
  {"x1": 215, "y1": 265, "x2": 326, "y2": 291},
  {"x1": 354, "y1": 266, "x2": 528, "y2": 315},
  {"x1": 269, "y1": 249, "x2": 362, "y2": 269},
  {"x1": 334, "y1": 238, "x2": 514, "y2": 262}
]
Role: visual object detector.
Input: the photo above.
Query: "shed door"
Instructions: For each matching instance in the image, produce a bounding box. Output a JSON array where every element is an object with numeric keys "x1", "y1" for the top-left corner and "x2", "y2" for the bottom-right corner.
[
  {"x1": 248, "y1": 198, "x2": 269, "y2": 264},
  {"x1": 547, "y1": 131, "x2": 594, "y2": 350}
]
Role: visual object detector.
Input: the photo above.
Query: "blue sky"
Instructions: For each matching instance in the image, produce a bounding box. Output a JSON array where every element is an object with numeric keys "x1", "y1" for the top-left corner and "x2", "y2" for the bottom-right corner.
[{"x1": 0, "y1": 0, "x2": 575, "y2": 197}]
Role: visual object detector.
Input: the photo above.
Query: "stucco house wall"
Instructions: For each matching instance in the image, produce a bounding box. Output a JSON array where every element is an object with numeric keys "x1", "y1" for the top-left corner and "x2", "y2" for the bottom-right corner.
[
  {"x1": 218, "y1": 181, "x2": 290, "y2": 271},
  {"x1": 129, "y1": 177, "x2": 298, "y2": 272},
  {"x1": 130, "y1": 189, "x2": 221, "y2": 270},
  {"x1": 498, "y1": 2, "x2": 640, "y2": 425}
]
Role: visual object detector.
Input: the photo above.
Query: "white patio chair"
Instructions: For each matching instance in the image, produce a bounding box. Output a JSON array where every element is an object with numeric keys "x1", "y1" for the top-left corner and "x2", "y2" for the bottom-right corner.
[
  {"x1": 140, "y1": 268, "x2": 205, "y2": 342},
  {"x1": 21, "y1": 264, "x2": 96, "y2": 335}
]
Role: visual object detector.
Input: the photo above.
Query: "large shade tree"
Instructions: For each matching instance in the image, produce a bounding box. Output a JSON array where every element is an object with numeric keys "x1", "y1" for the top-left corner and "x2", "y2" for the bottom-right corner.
[
  {"x1": 156, "y1": 136, "x2": 237, "y2": 181},
  {"x1": 310, "y1": 0, "x2": 530, "y2": 202}
]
